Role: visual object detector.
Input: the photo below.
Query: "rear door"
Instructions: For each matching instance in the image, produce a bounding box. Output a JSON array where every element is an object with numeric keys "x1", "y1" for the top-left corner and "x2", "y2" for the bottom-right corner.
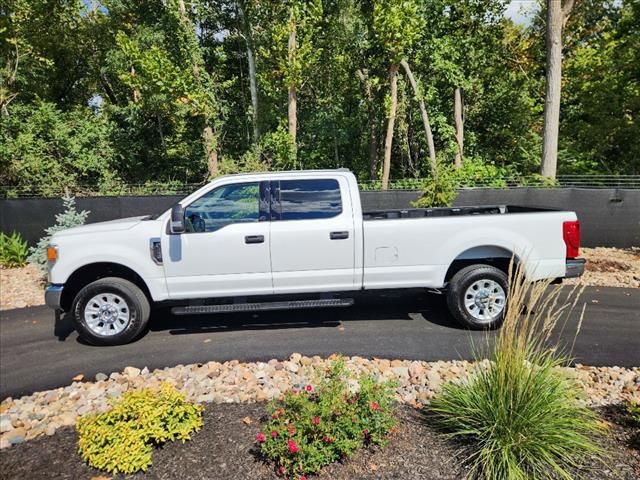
[{"x1": 269, "y1": 177, "x2": 357, "y2": 293}]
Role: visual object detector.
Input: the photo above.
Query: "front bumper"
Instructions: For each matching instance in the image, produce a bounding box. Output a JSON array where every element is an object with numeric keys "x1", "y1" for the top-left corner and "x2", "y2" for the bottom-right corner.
[
  {"x1": 565, "y1": 258, "x2": 586, "y2": 278},
  {"x1": 45, "y1": 284, "x2": 64, "y2": 310}
]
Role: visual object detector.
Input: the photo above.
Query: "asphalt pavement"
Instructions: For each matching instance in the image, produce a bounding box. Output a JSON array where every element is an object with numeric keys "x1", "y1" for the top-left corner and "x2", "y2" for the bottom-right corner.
[{"x1": 1, "y1": 287, "x2": 638, "y2": 399}]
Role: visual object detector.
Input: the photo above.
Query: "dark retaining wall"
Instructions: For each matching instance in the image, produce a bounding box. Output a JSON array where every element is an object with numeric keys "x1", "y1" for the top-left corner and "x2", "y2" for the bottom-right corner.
[{"x1": 1, "y1": 188, "x2": 638, "y2": 248}]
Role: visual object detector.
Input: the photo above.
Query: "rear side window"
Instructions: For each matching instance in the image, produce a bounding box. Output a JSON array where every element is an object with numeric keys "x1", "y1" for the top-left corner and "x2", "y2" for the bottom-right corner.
[{"x1": 276, "y1": 179, "x2": 342, "y2": 220}]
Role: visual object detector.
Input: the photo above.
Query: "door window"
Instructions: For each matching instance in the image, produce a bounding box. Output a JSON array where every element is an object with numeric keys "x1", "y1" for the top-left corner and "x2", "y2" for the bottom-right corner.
[
  {"x1": 276, "y1": 179, "x2": 342, "y2": 220},
  {"x1": 184, "y1": 182, "x2": 261, "y2": 233}
]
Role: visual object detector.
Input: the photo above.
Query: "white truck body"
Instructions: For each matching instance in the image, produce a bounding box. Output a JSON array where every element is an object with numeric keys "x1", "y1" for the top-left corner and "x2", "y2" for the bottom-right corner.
[{"x1": 45, "y1": 169, "x2": 584, "y2": 343}]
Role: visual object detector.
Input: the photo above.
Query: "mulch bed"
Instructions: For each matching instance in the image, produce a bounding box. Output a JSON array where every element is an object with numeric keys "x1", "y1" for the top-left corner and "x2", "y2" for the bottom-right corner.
[{"x1": 0, "y1": 403, "x2": 638, "y2": 479}]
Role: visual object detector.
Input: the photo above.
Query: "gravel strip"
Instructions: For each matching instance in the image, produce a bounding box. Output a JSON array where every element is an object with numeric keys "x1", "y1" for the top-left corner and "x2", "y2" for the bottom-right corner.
[
  {"x1": 565, "y1": 247, "x2": 640, "y2": 288},
  {"x1": 0, "y1": 265, "x2": 45, "y2": 310},
  {"x1": 1, "y1": 354, "x2": 638, "y2": 449}
]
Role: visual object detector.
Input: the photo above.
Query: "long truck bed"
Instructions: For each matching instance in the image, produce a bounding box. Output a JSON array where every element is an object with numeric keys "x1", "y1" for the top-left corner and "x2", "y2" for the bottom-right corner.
[{"x1": 363, "y1": 205, "x2": 554, "y2": 220}]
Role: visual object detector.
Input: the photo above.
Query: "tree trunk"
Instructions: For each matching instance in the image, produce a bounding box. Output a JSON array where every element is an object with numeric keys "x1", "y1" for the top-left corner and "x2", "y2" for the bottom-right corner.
[
  {"x1": 541, "y1": 0, "x2": 578, "y2": 179},
  {"x1": 356, "y1": 69, "x2": 378, "y2": 180},
  {"x1": 454, "y1": 87, "x2": 464, "y2": 169},
  {"x1": 238, "y1": 0, "x2": 259, "y2": 141},
  {"x1": 541, "y1": 0, "x2": 562, "y2": 178},
  {"x1": 400, "y1": 59, "x2": 436, "y2": 175},
  {"x1": 287, "y1": 21, "x2": 297, "y2": 155},
  {"x1": 203, "y1": 126, "x2": 218, "y2": 178},
  {"x1": 382, "y1": 64, "x2": 399, "y2": 191}
]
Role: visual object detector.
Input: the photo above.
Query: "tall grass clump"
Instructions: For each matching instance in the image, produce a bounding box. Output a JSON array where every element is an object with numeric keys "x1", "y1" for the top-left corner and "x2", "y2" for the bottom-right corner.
[{"x1": 429, "y1": 262, "x2": 604, "y2": 479}]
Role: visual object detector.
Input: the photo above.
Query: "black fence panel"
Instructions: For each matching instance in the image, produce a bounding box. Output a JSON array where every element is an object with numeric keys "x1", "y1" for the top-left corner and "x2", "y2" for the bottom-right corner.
[
  {"x1": 0, "y1": 196, "x2": 182, "y2": 247},
  {"x1": 1, "y1": 189, "x2": 638, "y2": 248}
]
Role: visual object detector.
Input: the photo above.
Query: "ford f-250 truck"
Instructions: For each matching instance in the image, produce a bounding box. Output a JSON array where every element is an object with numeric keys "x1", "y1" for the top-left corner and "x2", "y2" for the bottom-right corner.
[{"x1": 45, "y1": 169, "x2": 585, "y2": 345}]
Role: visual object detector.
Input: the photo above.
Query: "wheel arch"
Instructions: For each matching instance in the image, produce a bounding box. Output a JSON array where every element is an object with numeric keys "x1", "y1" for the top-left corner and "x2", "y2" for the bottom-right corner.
[
  {"x1": 60, "y1": 262, "x2": 152, "y2": 311},
  {"x1": 443, "y1": 245, "x2": 520, "y2": 285}
]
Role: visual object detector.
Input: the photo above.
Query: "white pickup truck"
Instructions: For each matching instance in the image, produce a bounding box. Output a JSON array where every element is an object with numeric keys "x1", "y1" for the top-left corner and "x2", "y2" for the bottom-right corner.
[{"x1": 45, "y1": 169, "x2": 585, "y2": 345}]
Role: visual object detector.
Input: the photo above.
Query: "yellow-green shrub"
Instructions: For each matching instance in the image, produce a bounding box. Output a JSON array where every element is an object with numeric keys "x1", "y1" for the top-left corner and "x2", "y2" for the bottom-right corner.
[{"x1": 77, "y1": 383, "x2": 203, "y2": 474}]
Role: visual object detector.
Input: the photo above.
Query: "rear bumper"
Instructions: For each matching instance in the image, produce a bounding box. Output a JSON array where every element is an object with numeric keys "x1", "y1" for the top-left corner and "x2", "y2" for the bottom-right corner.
[
  {"x1": 45, "y1": 284, "x2": 64, "y2": 310},
  {"x1": 565, "y1": 258, "x2": 586, "y2": 278}
]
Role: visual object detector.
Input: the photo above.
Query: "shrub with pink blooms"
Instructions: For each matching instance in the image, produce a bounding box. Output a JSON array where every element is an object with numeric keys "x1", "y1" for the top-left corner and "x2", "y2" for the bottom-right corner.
[{"x1": 256, "y1": 358, "x2": 397, "y2": 479}]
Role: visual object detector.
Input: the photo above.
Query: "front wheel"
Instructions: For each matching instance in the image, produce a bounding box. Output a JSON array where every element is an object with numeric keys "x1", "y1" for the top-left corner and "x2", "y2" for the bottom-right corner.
[
  {"x1": 446, "y1": 265, "x2": 508, "y2": 329},
  {"x1": 72, "y1": 277, "x2": 150, "y2": 345}
]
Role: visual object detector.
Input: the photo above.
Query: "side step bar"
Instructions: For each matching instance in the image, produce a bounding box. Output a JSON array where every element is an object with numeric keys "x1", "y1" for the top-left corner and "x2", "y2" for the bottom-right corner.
[{"x1": 171, "y1": 298, "x2": 354, "y2": 316}]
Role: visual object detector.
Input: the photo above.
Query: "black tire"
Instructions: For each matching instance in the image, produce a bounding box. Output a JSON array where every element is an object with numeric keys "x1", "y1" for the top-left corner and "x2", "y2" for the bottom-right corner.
[
  {"x1": 71, "y1": 277, "x2": 150, "y2": 346},
  {"x1": 446, "y1": 264, "x2": 508, "y2": 330}
]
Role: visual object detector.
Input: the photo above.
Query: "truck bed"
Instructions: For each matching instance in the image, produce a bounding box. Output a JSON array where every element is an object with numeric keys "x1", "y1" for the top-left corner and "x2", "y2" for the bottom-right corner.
[{"x1": 362, "y1": 204, "x2": 553, "y2": 220}]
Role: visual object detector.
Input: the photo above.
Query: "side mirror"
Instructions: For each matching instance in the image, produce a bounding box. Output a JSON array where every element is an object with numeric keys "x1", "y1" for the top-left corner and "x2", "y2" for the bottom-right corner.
[{"x1": 170, "y1": 204, "x2": 185, "y2": 234}]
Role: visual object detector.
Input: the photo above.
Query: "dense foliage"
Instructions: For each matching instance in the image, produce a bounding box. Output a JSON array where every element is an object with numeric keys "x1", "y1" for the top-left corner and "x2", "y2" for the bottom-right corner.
[
  {"x1": 257, "y1": 358, "x2": 397, "y2": 479},
  {"x1": 429, "y1": 267, "x2": 604, "y2": 479},
  {"x1": 0, "y1": 231, "x2": 29, "y2": 267},
  {"x1": 77, "y1": 383, "x2": 203, "y2": 474},
  {"x1": 1, "y1": 0, "x2": 637, "y2": 195}
]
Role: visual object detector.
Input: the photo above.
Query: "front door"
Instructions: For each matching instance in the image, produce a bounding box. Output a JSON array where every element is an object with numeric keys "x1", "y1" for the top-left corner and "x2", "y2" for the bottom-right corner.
[
  {"x1": 269, "y1": 177, "x2": 357, "y2": 293},
  {"x1": 162, "y1": 181, "x2": 273, "y2": 299}
]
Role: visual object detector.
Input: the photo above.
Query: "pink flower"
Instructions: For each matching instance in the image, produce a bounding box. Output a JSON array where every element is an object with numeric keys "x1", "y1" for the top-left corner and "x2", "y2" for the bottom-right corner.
[
  {"x1": 323, "y1": 436, "x2": 333, "y2": 444},
  {"x1": 278, "y1": 465, "x2": 286, "y2": 476},
  {"x1": 271, "y1": 430, "x2": 278, "y2": 438},
  {"x1": 256, "y1": 432, "x2": 266, "y2": 443},
  {"x1": 300, "y1": 476, "x2": 307, "y2": 480},
  {"x1": 305, "y1": 385, "x2": 313, "y2": 392},
  {"x1": 313, "y1": 416, "x2": 320, "y2": 425},
  {"x1": 370, "y1": 401, "x2": 380, "y2": 411},
  {"x1": 288, "y1": 439, "x2": 300, "y2": 454}
]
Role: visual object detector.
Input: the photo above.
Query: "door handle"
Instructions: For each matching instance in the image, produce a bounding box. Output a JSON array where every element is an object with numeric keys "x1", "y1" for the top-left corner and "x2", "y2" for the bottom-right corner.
[
  {"x1": 330, "y1": 231, "x2": 349, "y2": 240},
  {"x1": 245, "y1": 235, "x2": 265, "y2": 244}
]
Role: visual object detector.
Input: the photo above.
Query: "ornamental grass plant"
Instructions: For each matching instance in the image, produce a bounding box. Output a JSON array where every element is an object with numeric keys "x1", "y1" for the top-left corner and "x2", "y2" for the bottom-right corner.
[{"x1": 429, "y1": 261, "x2": 605, "y2": 480}]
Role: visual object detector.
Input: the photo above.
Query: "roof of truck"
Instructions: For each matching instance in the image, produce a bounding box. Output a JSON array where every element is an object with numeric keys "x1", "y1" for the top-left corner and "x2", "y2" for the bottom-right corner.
[{"x1": 215, "y1": 168, "x2": 352, "y2": 180}]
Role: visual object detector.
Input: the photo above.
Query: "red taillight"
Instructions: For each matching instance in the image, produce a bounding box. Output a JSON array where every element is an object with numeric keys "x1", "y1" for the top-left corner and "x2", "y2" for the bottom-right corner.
[{"x1": 563, "y1": 221, "x2": 580, "y2": 259}]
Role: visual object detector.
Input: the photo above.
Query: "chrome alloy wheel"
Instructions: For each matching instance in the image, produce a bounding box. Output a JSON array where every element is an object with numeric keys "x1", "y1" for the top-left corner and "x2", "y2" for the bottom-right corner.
[
  {"x1": 83, "y1": 293, "x2": 131, "y2": 336},
  {"x1": 463, "y1": 279, "x2": 506, "y2": 322}
]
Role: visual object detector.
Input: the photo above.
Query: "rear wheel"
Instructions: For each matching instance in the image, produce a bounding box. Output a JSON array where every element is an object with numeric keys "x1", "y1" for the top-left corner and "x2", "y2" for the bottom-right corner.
[
  {"x1": 446, "y1": 264, "x2": 508, "y2": 329},
  {"x1": 72, "y1": 277, "x2": 150, "y2": 345}
]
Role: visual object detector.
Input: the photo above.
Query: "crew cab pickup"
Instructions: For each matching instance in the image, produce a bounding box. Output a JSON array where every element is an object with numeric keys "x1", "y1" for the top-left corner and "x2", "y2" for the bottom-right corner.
[{"x1": 45, "y1": 169, "x2": 585, "y2": 345}]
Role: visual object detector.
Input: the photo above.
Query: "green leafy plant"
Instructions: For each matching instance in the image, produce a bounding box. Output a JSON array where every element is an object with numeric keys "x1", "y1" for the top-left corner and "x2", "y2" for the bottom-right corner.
[
  {"x1": 0, "y1": 231, "x2": 29, "y2": 268},
  {"x1": 257, "y1": 358, "x2": 398, "y2": 479},
  {"x1": 428, "y1": 264, "x2": 604, "y2": 480},
  {"x1": 411, "y1": 161, "x2": 458, "y2": 208},
  {"x1": 627, "y1": 399, "x2": 640, "y2": 426},
  {"x1": 28, "y1": 196, "x2": 89, "y2": 274},
  {"x1": 77, "y1": 383, "x2": 203, "y2": 474}
]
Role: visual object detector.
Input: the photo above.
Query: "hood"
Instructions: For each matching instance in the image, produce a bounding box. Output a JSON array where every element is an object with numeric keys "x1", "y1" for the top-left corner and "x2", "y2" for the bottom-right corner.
[{"x1": 52, "y1": 216, "x2": 149, "y2": 238}]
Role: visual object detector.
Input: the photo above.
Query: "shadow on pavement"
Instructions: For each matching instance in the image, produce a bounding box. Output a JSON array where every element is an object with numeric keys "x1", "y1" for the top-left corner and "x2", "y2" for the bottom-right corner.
[
  {"x1": 54, "y1": 290, "x2": 462, "y2": 343},
  {"x1": 148, "y1": 290, "x2": 462, "y2": 336}
]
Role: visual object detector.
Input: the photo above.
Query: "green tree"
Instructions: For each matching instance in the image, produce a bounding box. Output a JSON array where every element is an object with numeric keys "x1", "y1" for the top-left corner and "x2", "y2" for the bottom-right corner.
[{"x1": 372, "y1": 0, "x2": 424, "y2": 190}]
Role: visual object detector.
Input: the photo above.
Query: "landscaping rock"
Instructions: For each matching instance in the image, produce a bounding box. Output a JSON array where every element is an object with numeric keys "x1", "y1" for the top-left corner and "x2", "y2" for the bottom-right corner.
[{"x1": 0, "y1": 356, "x2": 638, "y2": 449}]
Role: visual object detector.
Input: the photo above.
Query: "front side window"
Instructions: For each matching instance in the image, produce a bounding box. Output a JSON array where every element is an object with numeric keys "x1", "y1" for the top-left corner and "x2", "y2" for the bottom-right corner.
[
  {"x1": 184, "y1": 182, "x2": 260, "y2": 233},
  {"x1": 277, "y1": 179, "x2": 342, "y2": 220}
]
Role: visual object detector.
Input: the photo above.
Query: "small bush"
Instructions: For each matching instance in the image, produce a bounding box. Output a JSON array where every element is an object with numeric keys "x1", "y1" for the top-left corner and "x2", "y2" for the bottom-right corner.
[
  {"x1": 627, "y1": 399, "x2": 640, "y2": 426},
  {"x1": 412, "y1": 161, "x2": 458, "y2": 208},
  {"x1": 0, "y1": 231, "x2": 29, "y2": 268},
  {"x1": 257, "y1": 358, "x2": 397, "y2": 479},
  {"x1": 28, "y1": 196, "x2": 89, "y2": 274},
  {"x1": 429, "y1": 264, "x2": 604, "y2": 480},
  {"x1": 77, "y1": 383, "x2": 203, "y2": 474}
]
